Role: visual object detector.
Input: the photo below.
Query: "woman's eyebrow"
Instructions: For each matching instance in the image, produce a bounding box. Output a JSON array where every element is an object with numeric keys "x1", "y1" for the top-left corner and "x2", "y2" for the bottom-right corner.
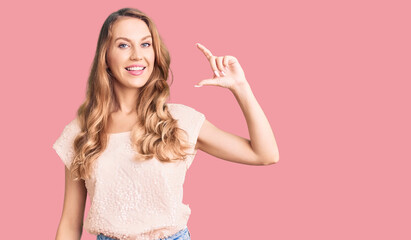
[{"x1": 115, "y1": 35, "x2": 152, "y2": 42}]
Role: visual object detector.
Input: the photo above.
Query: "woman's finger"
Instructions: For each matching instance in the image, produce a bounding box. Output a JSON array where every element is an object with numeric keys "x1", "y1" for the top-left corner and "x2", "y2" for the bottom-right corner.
[
  {"x1": 215, "y1": 57, "x2": 226, "y2": 76},
  {"x1": 223, "y1": 56, "x2": 230, "y2": 70},
  {"x1": 196, "y1": 43, "x2": 221, "y2": 77},
  {"x1": 195, "y1": 78, "x2": 220, "y2": 87},
  {"x1": 196, "y1": 43, "x2": 213, "y2": 60},
  {"x1": 210, "y1": 56, "x2": 221, "y2": 77}
]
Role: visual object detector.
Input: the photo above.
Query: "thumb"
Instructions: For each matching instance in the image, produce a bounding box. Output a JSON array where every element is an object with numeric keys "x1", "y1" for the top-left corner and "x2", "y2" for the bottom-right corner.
[{"x1": 194, "y1": 78, "x2": 220, "y2": 87}]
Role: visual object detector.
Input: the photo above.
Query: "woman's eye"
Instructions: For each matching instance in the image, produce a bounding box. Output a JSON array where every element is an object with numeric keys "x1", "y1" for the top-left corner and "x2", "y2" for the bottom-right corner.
[
  {"x1": 119, "y1": 43, "x2": 128, "y2": 48},
  {"x1": 118, "y1": 43, "x2": 150, "y2": 49}
]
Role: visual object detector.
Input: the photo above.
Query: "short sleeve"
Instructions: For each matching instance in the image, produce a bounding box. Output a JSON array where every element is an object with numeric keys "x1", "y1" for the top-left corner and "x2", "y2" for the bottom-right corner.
[
  {"x1": 167, "y1": 103, "x2": 206, "y2": 169},
  {"x1": 187, "y1": 106, "x2": 205, "y2": 146},
  {"x1": 52, "y1": 118, "x2": 81, "y2": 169}
]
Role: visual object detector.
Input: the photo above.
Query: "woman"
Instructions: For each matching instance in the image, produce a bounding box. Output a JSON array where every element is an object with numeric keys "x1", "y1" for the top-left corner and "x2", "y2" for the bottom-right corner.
[{"x1": 53, "y1": 7, "x2": 279, "y2": 240}]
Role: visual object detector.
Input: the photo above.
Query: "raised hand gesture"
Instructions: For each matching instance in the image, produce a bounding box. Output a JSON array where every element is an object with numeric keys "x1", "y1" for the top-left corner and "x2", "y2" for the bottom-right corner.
[{"x1": 195, "y1": 43, "x2": 248, "y2": 91}]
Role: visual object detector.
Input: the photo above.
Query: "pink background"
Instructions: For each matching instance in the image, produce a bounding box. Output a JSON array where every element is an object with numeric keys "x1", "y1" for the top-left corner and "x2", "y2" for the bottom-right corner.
[{"x1": 1, "y1": 0, "x2": 410, "y2": 239}]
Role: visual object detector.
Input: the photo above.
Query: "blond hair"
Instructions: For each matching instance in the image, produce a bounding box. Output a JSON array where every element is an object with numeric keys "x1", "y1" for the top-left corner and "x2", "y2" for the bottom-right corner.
[{"x1": 70, "y1": 8, "x2": 193, "y2": 181}]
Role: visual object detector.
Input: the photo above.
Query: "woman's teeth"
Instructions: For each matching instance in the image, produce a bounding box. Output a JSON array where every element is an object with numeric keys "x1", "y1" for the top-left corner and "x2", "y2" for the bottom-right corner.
[{"x1": 126, "y1": 66, "x2": 145, "y2": 71}]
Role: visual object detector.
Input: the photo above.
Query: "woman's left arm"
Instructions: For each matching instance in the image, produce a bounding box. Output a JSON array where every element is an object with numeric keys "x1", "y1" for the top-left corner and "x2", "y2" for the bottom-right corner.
[{"x1": 194, "y1": 43, "x2": 279, "y2": 166}]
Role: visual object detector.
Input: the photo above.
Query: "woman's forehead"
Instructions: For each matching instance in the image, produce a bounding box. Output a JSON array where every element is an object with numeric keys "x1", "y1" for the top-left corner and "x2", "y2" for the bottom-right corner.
[{"x1": 111, "y1": 17, "x2": 150, "y2": 38}]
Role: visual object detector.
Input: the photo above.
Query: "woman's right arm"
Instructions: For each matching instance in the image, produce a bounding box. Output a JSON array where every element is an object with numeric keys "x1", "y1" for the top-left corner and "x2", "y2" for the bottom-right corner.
[{"x1": 55, "y1": 166, "x2": 87, "y2": 240}]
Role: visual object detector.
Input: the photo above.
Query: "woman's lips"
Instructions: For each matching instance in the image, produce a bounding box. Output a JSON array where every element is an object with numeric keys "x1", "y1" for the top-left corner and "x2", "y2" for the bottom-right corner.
[{"x1": 126, "y1": 67, "x2": 145, "y2": 76}]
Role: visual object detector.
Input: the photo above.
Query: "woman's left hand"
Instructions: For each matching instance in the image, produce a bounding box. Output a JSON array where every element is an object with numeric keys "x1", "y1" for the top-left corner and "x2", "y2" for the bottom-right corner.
[{"x1": 195, "y1": 43, "x2": 248, "y2": 91}]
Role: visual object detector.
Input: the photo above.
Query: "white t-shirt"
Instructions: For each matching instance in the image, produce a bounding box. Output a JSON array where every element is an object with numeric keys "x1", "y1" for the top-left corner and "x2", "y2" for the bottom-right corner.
[{"x1": 52, "y1": 103, "x2": 205, "y2": 240}]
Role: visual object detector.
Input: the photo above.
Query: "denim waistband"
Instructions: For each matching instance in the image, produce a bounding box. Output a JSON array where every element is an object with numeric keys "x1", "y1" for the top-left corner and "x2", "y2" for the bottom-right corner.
[{"x1": 97, "y1": 226, "x2": 191, "y2": 240}]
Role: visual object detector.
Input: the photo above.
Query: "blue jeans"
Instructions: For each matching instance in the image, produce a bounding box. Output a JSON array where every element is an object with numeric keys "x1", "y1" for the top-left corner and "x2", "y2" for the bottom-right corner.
[{"x1": 97, "y1": 226, "x2": 191, "y2": 240}]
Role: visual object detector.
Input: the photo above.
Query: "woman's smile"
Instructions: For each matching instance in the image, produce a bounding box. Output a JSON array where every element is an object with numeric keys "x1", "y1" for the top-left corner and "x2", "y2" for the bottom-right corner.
[
  {"x1": 125, "y1": 65, "x2": 146, "y2": 76},
  {"x1": 126, "y1": 68, "x2": 145, "y2": 76}
]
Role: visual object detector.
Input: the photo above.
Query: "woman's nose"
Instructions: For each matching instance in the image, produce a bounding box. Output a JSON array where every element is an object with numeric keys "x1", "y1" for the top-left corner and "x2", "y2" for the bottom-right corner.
[{"x1": 130, "y1": 49, "x2": 143, "y2": 60}]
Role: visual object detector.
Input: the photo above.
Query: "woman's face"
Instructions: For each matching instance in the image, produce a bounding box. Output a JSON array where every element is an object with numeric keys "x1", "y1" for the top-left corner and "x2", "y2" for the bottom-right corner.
[{"x1": 106, "y1": 17, "x2": 155, "y2": 89}]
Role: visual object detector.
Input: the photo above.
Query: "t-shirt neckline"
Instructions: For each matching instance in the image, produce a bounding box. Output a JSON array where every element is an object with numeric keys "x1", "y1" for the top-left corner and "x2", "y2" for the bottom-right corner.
[{"x1": 108, "y1": 131, "x2": 131, "y2": 136}]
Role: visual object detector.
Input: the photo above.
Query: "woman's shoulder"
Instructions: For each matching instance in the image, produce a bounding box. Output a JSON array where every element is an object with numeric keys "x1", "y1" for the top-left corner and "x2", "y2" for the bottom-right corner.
[
  {"x1": 166, "y1": 102, "x2": 188, "y2": 111},
  {"x1": 166, "y1": 102, "x2": 205, "y2": 126},
  {"x1": 67, "y1": 116, "x2": 81, "y2": 132},
  {"x1": 166, "y1": 102, "x2": 203, "y2": 116},
  {"x1": 166, "y1": 102, "x2": 205, "y2": 145},
  {"x1": 57, "y1": 116, "x2": 81, "y2": 139},
  {"x1": 166, "y1": 103, "x2": 205, "y2": 124}
]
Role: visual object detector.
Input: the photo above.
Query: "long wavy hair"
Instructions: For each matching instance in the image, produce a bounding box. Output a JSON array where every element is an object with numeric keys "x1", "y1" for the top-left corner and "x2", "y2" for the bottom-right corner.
[{"x1": 69, "y1": 8, "x2": 194, "y2": 181}]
